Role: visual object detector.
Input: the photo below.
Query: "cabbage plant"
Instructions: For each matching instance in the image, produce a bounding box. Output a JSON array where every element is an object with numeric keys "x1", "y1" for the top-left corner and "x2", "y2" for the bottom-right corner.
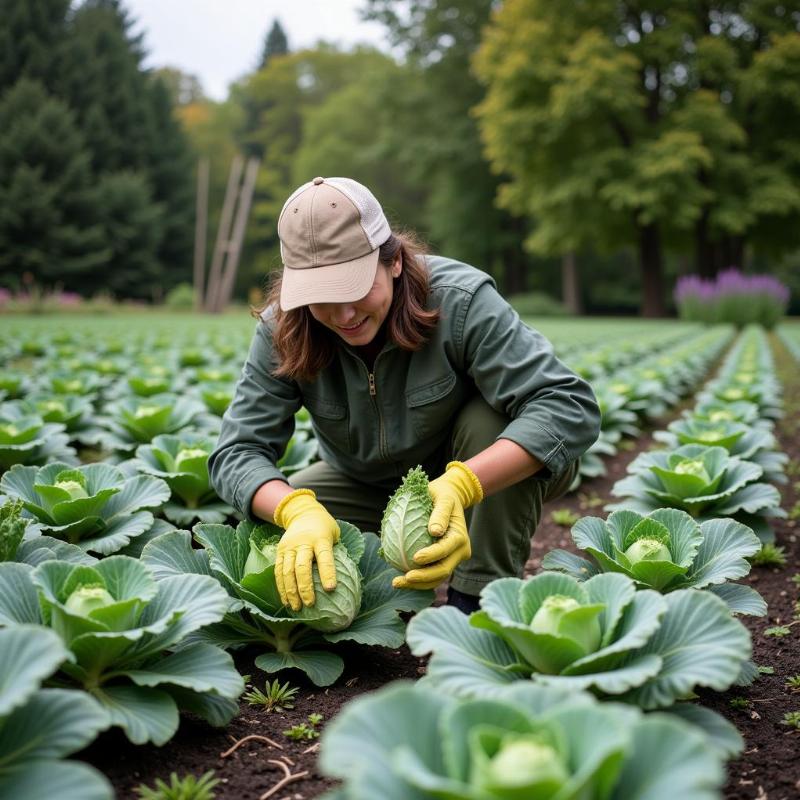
[
  {"x1": 319, "y1": 682, "x2": 732, "y2": 800},
  {"x1": 570, "y1": 385, "x2": 640, "y2": 487},
  {"x1": 141, "y1": 520, "x2": 433, "y2": 686},
  {"x1": 44, "y1": 372, "x2": 106, "y2": 399},
  {"x1": 542, "y1": 508, "x2": 765, "y2": 615},
  {"x1": 0, "y1": 625, "x2": 112, "y2": 799},
  {"x1": 0, "y1": 557, "x2": 244, "y2": 745},
  {"x1": 129, "y1": 433, "x2": 233, "y2": 525},
  {"x1": 608, "y1": 444, "x2": 784, "y2": 542},
  {"x1": 654, "y1": 417, "x2": 787, "y2": 485},
  {"x1": 98, "y1": 393, "x2": 208, "y2": 452},
  {"x1": 0, "y1": 371, "x2": 29, "y2": 399},
  {"x1": 0, "y1": 497, "x2": 95, "y2": 566},
  {"x1": 126, "y1": 373, "x2": 174, "y2": 398},
  {"x1": 0, "y1": 462, "x2": 170, "y2": 554},
  {"x1": 380, "y1": 466, "x2": 434, "y2": 572},
  {"x1": 407, "y1": 572, "x2": 751, "y2": 709},
  {"x1": 277, "y1": 431, "x2": 318, "y2": 476},
  {"x1": 0, "y1": 403, "x2": 76, "y2": 470},
  {"x1": 14, "y1": 394, "x2": 103, "y2": 446},
  {"x1": 199, "y1": 382, "x2": 233, "y2": 416},
  {"x1": 691, "y1": 399, "x2": 763, "y2": 426}
]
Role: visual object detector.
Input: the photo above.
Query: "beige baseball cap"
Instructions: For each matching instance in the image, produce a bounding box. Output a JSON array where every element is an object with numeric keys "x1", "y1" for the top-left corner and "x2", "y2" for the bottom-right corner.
[{"x1": 277, "y1": 176, "x2": 392, "y2": 311}]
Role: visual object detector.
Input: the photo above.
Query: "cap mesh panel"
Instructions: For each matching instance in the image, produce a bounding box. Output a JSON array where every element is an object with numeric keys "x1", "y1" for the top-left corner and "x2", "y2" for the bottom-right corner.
[{"x1": 326, "y1": 177, "x2": 391, "y2": 249}]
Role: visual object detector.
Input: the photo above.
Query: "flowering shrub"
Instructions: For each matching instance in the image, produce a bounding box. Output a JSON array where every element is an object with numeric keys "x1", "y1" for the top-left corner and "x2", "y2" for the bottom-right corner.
[{"x1": 674, "y1": 269, "x2": 789, "y2": 328}]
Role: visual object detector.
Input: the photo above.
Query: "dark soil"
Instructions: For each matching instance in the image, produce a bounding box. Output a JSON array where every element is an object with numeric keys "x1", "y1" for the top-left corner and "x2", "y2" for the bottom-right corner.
[{"x1": 80, "y1": 341, "x2": 800, "y2": 800}]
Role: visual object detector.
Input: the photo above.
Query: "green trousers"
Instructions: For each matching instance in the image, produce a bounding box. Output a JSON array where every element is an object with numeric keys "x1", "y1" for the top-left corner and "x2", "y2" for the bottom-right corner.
[{"x1": 289, "y1": 394, "x2": 578, "y2": 595}]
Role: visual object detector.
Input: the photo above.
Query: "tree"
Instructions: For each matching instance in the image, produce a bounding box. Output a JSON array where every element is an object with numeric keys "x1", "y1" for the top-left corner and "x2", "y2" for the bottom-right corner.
[
  {"x1": 260, "y1": 19, "x2": 289, "y2": 68},
  {"x1": 0, "y1": 79, "x2": 107, "y2": 290},
  {"x1": 145, "y1": 77, "x2": 195, "y2": 289},
  {"x1": 474, "y1": 1, "x2": 800, "y2": 315},
  {"x1": 292, "y1": 55, "x2": 427, "y2": 232},
  {"x1": 233, "y1": 46, "x2": 389, "y2": 287},
  {"x1": 0, "y1": 0, "x2": 70, "y2": 93},
  {"x1": 362, "y1": 0, "x2": 532, "y2": 293},
  {"x1": 57, "y1": 0, "x2": 195, "y2": 294},
  {"x1": 58, "y1": 0, "x2": 151, "y2": 173},
  {"x1": 95, "y1": 171, "x2": 163, "y2": 299},
  {"x1": 152, "y1": 67, "x2": 205, "y2": 106}
]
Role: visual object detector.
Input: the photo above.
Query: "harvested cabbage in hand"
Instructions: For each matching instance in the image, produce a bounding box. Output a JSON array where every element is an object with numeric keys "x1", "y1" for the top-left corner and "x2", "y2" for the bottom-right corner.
[{"x1": 380, "y1": 466, "x2": 434, "y2": 572}]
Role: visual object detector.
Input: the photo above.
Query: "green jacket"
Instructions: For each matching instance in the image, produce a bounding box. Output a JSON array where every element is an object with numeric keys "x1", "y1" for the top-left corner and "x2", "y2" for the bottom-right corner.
[{"x1": 209, "y1": 257, "x2": 600, "y2": 517}]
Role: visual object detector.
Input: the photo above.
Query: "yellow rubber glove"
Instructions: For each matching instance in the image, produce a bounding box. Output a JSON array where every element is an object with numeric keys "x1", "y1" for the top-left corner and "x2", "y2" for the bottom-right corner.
[
  {"x1": 392, "y1": 461, "x2": 483, "y2": 590},
  {"x1": 273, "y1": 489, "x2": 340, "y2": 611}
]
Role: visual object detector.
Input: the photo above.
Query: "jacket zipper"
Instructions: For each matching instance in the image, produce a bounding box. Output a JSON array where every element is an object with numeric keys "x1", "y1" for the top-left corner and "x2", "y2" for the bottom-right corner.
[{"x1": 367, "y1": 366, "x2": 388, "y2": 459}]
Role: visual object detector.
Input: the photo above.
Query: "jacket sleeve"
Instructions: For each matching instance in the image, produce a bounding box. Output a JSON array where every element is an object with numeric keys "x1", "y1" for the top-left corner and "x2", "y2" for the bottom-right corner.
[
  {"x1": 208, "y1": 322, "x2": 301, "y2": 518},
  {"x1": 459, "y1": 283, "x2": 600, "y2": 477}
]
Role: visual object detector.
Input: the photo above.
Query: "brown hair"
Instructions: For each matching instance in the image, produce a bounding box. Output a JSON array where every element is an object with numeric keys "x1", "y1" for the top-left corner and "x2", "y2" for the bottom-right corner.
[{"x1": 254, "y1": 231, "x2": 440, "y2": 382}]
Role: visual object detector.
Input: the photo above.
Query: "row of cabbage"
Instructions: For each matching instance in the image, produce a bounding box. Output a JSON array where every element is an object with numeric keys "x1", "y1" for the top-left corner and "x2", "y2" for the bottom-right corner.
[
  {"x1": 575, "y1": 326, "x2": 734, "y2": 486},
  {"x1": 606, "y1": 325, "x2": 787, "y2": 543},
  {"x1": 315, "y1": 329, "x2": 783, "y2": 799},
  {"x1": 779, "y1": 324, "x2": 800, "y2": 362}
]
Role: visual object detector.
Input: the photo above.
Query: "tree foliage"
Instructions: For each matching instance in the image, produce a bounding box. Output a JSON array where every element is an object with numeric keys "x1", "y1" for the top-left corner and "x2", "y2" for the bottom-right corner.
[
  {"x1": 260, "y1": 19, "x2": 289, "y2": 69},
  {"x1": 474, "y1": 0, "x2": 800, "y2": 314},
  {"x1": 0, "y1": 79, "x2": 107, "y2": 289},
  {"x1": 0, "y1": 0, "x2": 195, "y2": 299}
]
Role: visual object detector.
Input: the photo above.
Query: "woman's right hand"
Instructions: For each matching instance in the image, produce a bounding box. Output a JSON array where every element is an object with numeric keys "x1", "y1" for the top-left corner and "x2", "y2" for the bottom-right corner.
[{"x1": 273, "y1": 489, "x2": 340, "y2": 611}]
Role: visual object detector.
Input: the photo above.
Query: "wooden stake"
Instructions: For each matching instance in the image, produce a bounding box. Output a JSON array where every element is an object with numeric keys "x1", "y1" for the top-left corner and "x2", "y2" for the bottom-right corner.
[
  {"x1": 193, "y1": 157, "x2": 209, "y2": 311},
  {"x1": 215, "y1": 157, "x2": 260, "y2": 312},
  {"x1": 205, "y1": 154, "x2": 244, "y2": 311}
]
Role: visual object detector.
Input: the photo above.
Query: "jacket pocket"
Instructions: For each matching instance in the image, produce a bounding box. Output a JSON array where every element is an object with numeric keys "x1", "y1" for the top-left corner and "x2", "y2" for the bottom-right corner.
[
  {"x1": 303, "y1": 394, "x2": 350, "y2": 452},
  {"x1": 406, "y1": 371, "x2": 459, "y2": 440}
]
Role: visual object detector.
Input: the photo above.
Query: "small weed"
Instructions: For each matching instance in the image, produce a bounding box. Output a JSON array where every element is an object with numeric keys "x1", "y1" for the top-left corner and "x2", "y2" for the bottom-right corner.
[
  {"x1": 786, "y1": 675, "x2": 800, "y2": 692},
  {"x1": 618, "y1": 439, "x2": 637, "y2": 451},
  {"x1": 789, "y1": 502, "x2": 800, "y2": 521},
  {"x1": 244, "y1": 679, "x2": 299, "y2": 712},
  {"x1": 791, "y1": 574, "x2": 800, "y2": 587},
  {"x1": 764, "y1": 626, "x2": 792, "y2": 638},
  {"x1": 135, "y1": 771, "x2": 219, "y2": 800},
  {"x1": 551, "y1": 509, "x2": 580, "y2": 527},
  {"x1": 781, "y1": 711, "x2": 800, "y2": 730},
  {"x1": 578, "y1": 491, "x2": 605, "y2": 509},
  {"x1": 757, "y1": 665, "x2": 775, "y2": 675},
  {"x1": 284, "y1": 713, "x2": 324, "y2": 741},
  {"x1": 749, "y1": 544, "x2": 788, "y2": 568},
  {"x1": 729, "y1": 697, "x2": 751, "y2": 710},
  {"x1": 786, "y1": 460, "x2": 800, "y2": 477}
]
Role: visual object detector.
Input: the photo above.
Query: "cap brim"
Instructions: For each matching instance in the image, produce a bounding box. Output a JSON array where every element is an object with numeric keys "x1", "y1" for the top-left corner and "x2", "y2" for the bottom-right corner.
[{"x1": 279, "y1": 248, "x2": 380, "y2": 311}]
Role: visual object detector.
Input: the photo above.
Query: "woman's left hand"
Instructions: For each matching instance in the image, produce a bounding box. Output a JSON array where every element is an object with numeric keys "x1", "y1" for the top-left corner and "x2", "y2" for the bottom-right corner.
[{"x1": 392, "y1": 461, "x2": 483, "y2": 590}]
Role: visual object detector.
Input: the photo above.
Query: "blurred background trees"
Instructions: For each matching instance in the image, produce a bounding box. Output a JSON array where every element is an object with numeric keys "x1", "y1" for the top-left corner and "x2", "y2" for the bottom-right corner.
[{"x1": 1, "y1": 0, "x2": 798, "y2": 314}]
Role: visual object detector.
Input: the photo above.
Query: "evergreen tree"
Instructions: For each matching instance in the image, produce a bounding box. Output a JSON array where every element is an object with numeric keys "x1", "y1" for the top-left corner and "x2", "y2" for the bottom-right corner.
[
  {"x1": 0, "y1": 79, "x2": 107, "y2": 291},
  {"x1": 59, "y1": 0, "x2": 151, "y2": 173},
  {"x1": 145, "y1": 76, "x2": 195, "y2": 290},
  {"x1": 95, "y1": 171, "x2": 162, "y2": 299},
  {"x1": 56, "y1": 0, "x2": 195, "y2": 296},
  {"x1": 260, "y1": 19, "x2": 289, "y2": 68},
  {"x1": 0, "y1": 0, "x2": 70, "y2": 93}
]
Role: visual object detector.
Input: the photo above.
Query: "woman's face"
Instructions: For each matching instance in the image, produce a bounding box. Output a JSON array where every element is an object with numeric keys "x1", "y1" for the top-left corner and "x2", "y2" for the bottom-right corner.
[{"x1": 308, "y1": 258, "x2": 401, "y2": 346}]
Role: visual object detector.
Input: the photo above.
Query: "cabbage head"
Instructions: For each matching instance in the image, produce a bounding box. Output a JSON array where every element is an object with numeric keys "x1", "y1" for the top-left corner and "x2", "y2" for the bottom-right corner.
[
  {"x1": 242, "y1": 527, "x2": 362, "y2": 633},
  {"x1": 380, "y1": 466, "x2": 434, "y2": 572}
]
